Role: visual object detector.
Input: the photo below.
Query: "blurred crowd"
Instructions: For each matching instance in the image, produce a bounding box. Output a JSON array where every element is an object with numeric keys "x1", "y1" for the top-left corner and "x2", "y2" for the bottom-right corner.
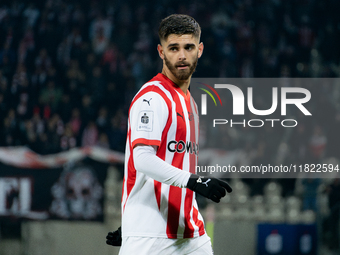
[{"x1": 0, "y1": 0, "x2": 340, "y2": 155}]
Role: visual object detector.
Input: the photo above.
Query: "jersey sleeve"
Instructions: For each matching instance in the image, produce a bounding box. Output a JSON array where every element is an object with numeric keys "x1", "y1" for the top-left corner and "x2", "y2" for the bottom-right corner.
[
  {"x1": 129, "y1": 91, "x2": 169, "y2": 148},
  {"x1": 133, "y1": 146, "x2": 191, "y2": 188}
]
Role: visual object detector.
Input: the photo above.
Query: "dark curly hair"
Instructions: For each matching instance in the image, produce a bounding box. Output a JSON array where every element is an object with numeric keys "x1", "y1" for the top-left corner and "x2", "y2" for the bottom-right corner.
[{"x1": 158, "y1": 14, "x2": 201, "y2": 42}]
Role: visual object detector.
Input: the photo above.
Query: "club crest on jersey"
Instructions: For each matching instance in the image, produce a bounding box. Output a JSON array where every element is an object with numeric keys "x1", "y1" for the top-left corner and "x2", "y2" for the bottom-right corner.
[
  {"x1": 141, "y1": 113, "x2": 149, "y2": 124},
  {"x1": 167, "y1": 140, "x2": 198, "y2": 155},
  {"x1": 137, "y1": 111, "x2": 153, "y2": 132}
]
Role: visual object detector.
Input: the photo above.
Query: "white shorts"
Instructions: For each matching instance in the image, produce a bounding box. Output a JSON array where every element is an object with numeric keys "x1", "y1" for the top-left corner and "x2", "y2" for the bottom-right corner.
[{"x1": 119, "y1": 233, "x2": 213, "y2": 255}]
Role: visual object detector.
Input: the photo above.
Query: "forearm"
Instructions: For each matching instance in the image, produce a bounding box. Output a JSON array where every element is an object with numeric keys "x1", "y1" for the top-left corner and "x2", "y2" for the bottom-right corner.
[{"x1": 133, "y1": 145, "x2": 191, "y2": 188}]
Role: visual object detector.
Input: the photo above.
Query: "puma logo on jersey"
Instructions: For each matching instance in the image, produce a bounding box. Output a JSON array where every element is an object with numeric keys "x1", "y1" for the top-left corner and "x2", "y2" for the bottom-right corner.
[
  {"x1": 202, "y1": 179, "x2": 211, "y2": 187},
  {"x1": 143, "y1": 98, "x2": 152, "y2": 106},
  {"x1": 177, "y1": 111, "x2": 194, "y2": 121},
  {"x1": 177, "y1": 112, "x2": 184, "y2": 120}
]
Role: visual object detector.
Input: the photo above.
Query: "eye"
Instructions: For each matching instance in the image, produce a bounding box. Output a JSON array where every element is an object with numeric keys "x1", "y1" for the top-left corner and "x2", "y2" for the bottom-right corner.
[
  {"x1": 170, "y1": 47, "x2": 178, "y2": 51},
  {"x1": 186, "y1": 45, "x2": 194, "y2": 51}
]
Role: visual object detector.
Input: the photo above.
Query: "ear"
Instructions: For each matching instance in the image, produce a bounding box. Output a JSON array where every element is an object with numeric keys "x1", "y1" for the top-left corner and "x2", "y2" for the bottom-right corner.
[
  {"x1": 157, "y1": 44, "x2": 164, "y2": 60},
  {"x1": 198, "y1": 42, "x2": 204, "y2": 58}
]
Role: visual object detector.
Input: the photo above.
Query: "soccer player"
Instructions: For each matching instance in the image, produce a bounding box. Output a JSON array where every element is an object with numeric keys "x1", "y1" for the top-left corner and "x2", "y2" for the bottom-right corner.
[{"x1": 106, "y1": 14, "x2": 232, "y2": 254}]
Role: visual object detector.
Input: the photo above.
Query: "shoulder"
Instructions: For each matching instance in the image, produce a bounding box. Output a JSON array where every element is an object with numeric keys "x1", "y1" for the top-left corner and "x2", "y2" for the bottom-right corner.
[
  {"x1": 129, "y1": 83, "x2": 172, "y2": 118},
  {"x1": 132, "y1": 78, "x2": 173, "y2": 108}
]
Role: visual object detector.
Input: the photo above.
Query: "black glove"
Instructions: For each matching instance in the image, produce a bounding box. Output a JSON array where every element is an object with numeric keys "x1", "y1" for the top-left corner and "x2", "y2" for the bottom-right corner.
[
  {"x1": 106, "y1": 226, "x2": 122, "y2": 246},
  {"x1": 187, "y1": 174, "x2": 232, "y2": 203}
]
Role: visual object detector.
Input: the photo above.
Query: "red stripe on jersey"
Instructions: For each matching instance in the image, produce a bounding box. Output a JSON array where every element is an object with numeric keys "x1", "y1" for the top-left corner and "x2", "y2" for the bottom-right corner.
[
  {"x1": 166, "y1": 186, "x2": 182, "y2": 238},
  {"x1": 132, "y1": 138, "x2": 160, "y2": 148},
  {"x1": 183, "y1": 189, "x2": 195, "y2": 238},
  {"x1": 165, "y1": 86, "x2": 186, "y2": 239},
  {"x1": 154, "y1": 180, "x2": 162, "y2": 210},
  {"x1": 123, "y1": 127, "x2": 136, "y2": 212},
  {"x1": 193, "y1": 206, "x2": 205, "y2": 235},
  {"x1": 184, "y1": 92, "x2": 198, "y2": 237}
]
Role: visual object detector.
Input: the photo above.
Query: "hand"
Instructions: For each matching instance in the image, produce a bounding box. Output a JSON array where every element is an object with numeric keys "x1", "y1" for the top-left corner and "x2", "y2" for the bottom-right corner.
[
  {"x1": 187, "y1": 174, "x2": 232, "y2": 203},
  {"x1": 106, "y1": 226, "x2": 122, "y2": 246}
]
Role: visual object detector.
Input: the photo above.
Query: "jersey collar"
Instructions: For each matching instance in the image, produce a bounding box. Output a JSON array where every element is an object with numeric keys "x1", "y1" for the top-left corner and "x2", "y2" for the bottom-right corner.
[{"x1": 157, "y1": 73, "x2": 191, "y2": 101}]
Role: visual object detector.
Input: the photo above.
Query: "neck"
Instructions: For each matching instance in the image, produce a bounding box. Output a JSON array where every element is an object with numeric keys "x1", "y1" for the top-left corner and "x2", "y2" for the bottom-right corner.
[{"x1": 161, "y1": 68, "x2": 190, "y2": 95}]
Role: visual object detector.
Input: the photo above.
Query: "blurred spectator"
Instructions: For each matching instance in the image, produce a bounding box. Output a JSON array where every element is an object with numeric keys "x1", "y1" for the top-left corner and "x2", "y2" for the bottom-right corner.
[
  {"x1": 81, "y1": 121, "x2": 98, "y2": 147},
  {"x1": 39, "y1": 80, "x2": 63, "y2": 111},
  {"x1": 44, "y1": 114, "x2": 64, "y2": 154},
  {"x1": 65, "y1": 59, "x2": 86, "y2": 103},
  {"x1": 107, "y1": 111, "x2": 126, "y2": 152},
  {"x1": 309, "y1": 125, "x2": 327, "y2": 162},
  {"x1": 88, "y1": 66, "x2": 106, "y2": 104},
  {"x1": 58, "y1": 94, "x2": 72, "y2": 122},
  {"x1": 89, "y1": 14, "x2": 112, "y2": 55},
  {"x1": 2, "y1": 113, "x2": 17, "y2": 146},
  {"x1": 96, "y1": 107, "x2": 108, "y2": 132},
  {"x1": 60, "y1": 124, "x2": 77, "y2": 151},
  {"x1": 92, "y1": 27, "x2": 109, "y2": 55},
  {"x1": 301, "y1": 178, "x2": 321, "y2": 211},
  {"x1": 297, "y1": 16, "x2": 315, "y2": 63},
  {"x1": 101, "y1": 43, "x2": 118, "y2": 74},
  {"x1": 68, "y1": 108, "x2": 81, "y2": 135},
  {"x1": 23, "y1": 4, "x2": 39, "y2": 28},
  {"x1": 96, "y1": 132, "x2": 110, "y2": 149},
  {"x1": 326, "y1": 112, "x2": 340, "y2": 159},
  {"x1": 80, "y1": 94, "x2": 96, "y2": 124},
  {"x1": 35, "y1": 48, "x2": 52, "y2": 71}
]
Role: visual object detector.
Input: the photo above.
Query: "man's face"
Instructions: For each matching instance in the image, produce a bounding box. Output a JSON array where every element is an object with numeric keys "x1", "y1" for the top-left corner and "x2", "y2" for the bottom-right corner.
[{"x1": 158, "y1": 34, "x2": 203, "y2": 81}]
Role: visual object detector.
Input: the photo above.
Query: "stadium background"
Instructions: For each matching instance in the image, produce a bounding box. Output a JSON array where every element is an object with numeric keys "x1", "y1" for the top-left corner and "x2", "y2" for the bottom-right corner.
[{"x1": 0, "y1": 0, "x2": 340, "y2": 254}]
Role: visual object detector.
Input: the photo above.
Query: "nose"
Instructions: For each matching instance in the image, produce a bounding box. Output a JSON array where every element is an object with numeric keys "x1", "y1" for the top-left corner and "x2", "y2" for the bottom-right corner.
[{"x1": 178, "y1": 48, "x2": 186, "y2": 61}]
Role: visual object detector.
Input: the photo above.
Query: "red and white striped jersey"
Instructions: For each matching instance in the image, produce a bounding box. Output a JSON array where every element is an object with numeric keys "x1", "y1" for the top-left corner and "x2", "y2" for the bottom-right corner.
[{"x1": 121, "y1": 73, "x2": 205, "y2": 239}]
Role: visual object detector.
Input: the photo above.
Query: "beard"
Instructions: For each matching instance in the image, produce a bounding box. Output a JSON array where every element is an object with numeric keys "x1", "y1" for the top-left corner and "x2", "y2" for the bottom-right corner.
[{"x1": 164, "y1": 53, "x2": 198, "y2": 81}]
